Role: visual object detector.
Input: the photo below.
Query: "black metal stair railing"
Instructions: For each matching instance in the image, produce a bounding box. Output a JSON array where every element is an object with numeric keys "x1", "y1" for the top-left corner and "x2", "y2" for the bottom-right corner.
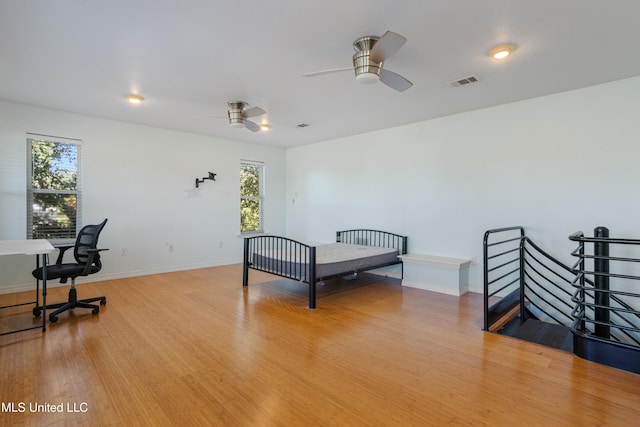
[
  {"x1": 521, "y1": 237, "x2": 575, "y2": 326},
  {"x1": 484, "y1": 226, "x2": 640, "y2": 374},
  {"x1": 569, "y1": 228, "x2": 640, "y2": 373},
  {"x1": 483, "y1": 226, "x2": 524, "y2": 331},
  {"x1": 483, "y1": 227, "x2": 575, "y2": 333}
]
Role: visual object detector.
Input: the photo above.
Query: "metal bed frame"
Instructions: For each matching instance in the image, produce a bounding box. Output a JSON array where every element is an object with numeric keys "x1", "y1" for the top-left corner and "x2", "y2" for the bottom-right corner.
[{"x1": 242, "y1": 229, "x2": 408, "y2": 309}]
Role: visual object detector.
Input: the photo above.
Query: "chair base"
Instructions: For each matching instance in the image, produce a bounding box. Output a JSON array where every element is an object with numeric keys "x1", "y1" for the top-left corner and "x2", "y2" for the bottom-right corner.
[{"x1": 33, "y1": 288, "x2": 106, "y2": 323}]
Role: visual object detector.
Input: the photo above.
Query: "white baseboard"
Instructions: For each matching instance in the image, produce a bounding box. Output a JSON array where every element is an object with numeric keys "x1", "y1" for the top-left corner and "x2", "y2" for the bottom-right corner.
[
  {"x1": 0, "y1": 259, "x2": 242, "y2": 295},
  {"x1": 402, "y1": 279, "x2": 468, "y2": 296}
]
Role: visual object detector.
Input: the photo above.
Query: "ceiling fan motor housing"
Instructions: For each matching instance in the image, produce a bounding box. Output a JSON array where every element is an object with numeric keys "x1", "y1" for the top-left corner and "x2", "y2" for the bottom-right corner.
[
  {"x1": 227, "y1": 101, "x2": 247, "y2": 127},
  {"x1": 353, "y1": 36, "x2": 382, "y2": 84}
]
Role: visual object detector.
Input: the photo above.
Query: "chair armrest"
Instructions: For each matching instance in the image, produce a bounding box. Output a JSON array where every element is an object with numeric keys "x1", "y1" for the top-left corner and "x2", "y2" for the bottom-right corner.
[
  {"x1": 54, "y1": 244, "x2": 76, "y2": 265},
  {"x1": 87, "y1": 248, "x2": 109, "y2": 254},
  {"x1": 79, "y1": 248, "x2": 109, "y2": 276}
]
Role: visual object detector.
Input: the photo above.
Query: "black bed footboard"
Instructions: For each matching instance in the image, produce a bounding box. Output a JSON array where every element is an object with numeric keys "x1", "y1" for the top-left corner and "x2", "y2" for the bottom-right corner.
[
  {"x1": 336, "y1": 229, "x2": 408, "y2": 254},
  {"x1": 243, "y1": 236, "x2": 316, "y2": 283},
  {"x1": 243, "y1": 236, "x2": 319, "y2": 307}
]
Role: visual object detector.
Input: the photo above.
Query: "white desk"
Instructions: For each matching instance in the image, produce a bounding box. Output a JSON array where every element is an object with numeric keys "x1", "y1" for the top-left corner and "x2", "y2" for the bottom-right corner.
[{"x1": 0, "y1": 239, "x2": 55, "y2": 336}]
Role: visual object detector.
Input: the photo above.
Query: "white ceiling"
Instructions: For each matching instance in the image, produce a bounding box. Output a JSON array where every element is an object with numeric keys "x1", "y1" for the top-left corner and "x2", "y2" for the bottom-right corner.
[{"x1": 1, "y1": 1, "x2": 640, "y2": 148}]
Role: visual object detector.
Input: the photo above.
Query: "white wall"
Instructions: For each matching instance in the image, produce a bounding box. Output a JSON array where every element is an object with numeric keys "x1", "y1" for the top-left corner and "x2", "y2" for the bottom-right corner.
[
  {"x1": 286, "y1": 76, "x2": 640, "y2": 291},
  {"x1": 0, "y1": 100, "x2": 286, "y2": 292},
  {"x1": 3, "y1": 76, "x2": 640, "y2": 294}
]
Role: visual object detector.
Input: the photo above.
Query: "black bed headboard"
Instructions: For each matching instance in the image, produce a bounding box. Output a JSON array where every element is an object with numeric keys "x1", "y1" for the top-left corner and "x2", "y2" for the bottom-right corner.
[{"x1": 336, "y1": 229, "x2": 408, "y2": 254}]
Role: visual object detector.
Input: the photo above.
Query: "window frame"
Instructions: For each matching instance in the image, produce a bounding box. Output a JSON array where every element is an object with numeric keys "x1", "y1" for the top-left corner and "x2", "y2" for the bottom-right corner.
[
  {"x1": 26, "y1": 134, "x2": 83, "y2": 239},
  {"x1": 240, "y1": 160, "x2": 265, "y2": 234}
]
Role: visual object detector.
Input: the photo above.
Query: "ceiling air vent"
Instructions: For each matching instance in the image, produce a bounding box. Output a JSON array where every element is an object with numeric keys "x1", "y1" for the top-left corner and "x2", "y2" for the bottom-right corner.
[{"x1": 448, "y1": 75, "x2": 479, "y2": 87}]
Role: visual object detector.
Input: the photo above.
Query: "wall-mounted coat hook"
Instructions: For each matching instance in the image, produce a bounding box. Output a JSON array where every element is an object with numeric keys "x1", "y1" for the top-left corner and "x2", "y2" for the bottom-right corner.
[{"x1": 195, "y1": 172, "x2": 217, "y2": 188}]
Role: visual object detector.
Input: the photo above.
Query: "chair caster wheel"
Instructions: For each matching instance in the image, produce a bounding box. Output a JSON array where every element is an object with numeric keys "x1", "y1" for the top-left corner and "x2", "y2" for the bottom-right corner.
[
  {"x1": 100, "y1": 298, "x2": 106, "y2": 306},
  {"x1": 49, "y1": 315, "x2": 58, "y2": 323},
  {"x1": 33, "y1": 307, "x2": 41, "y2": 317},
  {"x1": 92, "y1": 307, "x2": 99, "y2": 315}
]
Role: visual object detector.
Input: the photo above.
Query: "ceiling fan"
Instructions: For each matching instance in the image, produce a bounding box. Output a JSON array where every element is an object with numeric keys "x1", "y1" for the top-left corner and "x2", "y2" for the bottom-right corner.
[
  {"x1": 225, "y1": 101, "x2": 267, "y2": 132},
  {"x1": 302, "y1": 30, "x2": 413, "y2": 92}
]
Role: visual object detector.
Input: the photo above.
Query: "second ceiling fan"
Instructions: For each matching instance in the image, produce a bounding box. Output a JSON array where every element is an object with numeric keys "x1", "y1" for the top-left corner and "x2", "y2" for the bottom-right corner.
[{"x1": 302, "y1": 30, "x2": 413, "y2": 92}]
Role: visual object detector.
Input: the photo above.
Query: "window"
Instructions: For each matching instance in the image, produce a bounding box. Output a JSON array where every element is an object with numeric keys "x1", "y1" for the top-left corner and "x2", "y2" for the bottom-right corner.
[
  {"x1": 240, "y1": 160, "x2": 264, "y2": 233},
  {"x1": 27, "y1": 135, "x2": 82, "y2": 239}
]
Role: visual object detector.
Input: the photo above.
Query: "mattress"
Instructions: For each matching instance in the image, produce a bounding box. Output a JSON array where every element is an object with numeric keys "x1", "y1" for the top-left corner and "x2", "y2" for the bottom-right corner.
[{"x1": 251, "y1": 242, "x2": 399, "y2": 280}]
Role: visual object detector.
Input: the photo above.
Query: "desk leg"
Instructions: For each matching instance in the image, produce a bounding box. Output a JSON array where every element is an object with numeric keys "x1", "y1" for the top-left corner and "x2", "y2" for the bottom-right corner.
[
  {"x1": 41, "y1": 253, "x2": 47, "y2": 332},
  {"x1": 35, "y1": 256, "x2": 41, "y2": 308}
]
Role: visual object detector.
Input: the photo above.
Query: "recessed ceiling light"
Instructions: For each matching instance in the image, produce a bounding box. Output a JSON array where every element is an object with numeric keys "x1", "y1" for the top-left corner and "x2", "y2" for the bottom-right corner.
[
  {"x1": 126, "y1": 94, "x2": 144, "y2": 104},
  {"x1": 489, "y1": 44, "x2": 516, "y2": 59}
]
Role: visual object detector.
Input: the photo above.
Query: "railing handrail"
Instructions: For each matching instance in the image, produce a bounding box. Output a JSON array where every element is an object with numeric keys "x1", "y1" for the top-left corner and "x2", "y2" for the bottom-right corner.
[
  {"x1": 569, "y1": 231, "x2": 640, "y2": 246},
  {"x1": 483, "y1": 226, "x2": 525, "y2": 244}
]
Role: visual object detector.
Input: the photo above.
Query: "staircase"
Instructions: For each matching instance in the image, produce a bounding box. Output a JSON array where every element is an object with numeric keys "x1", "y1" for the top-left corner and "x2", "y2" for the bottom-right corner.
[
  {"x1": 499, "y1": 318, "x2": 573, "y2": 351},
  {"x1": 483, "y1": 226, "x2": 640, "y2": 374}
]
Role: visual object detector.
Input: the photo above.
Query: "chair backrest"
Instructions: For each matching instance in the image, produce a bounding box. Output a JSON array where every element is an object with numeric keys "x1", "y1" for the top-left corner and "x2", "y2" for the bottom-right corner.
[{"x1": 74, "y1": 218, "x2": 108, "y2": 267}]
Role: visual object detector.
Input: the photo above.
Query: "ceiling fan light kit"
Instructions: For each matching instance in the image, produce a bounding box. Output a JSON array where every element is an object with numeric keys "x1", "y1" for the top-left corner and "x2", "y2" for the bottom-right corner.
[{"x1": 355, "y1": 72, "x2": 380, "y2": 84}]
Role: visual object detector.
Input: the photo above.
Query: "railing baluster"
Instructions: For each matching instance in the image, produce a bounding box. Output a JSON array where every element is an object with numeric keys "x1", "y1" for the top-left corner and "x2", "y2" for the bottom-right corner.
[{"x1": 593, "y1": 226, "x2": 611, "y2": 338}]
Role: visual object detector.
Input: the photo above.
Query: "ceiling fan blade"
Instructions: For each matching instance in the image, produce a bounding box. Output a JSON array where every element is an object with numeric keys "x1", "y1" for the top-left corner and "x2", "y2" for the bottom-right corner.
[
  {"x1": 191, "y1": 115, "x2": 226, "y2": 119},
  {"x1": 379, "y1": 69, "x2": 413, "y2": 92},
  {"x1": 243, "y1": 106, "x2": 266, "y2": 118},
  {"x1": 370, "y1": 31, "x2": 407, "y2": 63},
  {"x1": 301, "y1": 67, "x2": 353, "y2": 77},
  {"x1": 244, "y1": 120, "x2": 261, "y2": 132}
]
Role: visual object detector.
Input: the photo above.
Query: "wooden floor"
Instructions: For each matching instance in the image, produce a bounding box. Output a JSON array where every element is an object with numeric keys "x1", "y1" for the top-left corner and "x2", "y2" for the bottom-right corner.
[{"x1": 1, "y1": 265, "x2": 639, "y2": 426}]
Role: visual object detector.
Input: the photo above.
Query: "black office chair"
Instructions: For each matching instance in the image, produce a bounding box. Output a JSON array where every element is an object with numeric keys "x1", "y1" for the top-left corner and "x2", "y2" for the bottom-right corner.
[{"x1": 32, "y1": 218, "x2": 109, "y2": 323}]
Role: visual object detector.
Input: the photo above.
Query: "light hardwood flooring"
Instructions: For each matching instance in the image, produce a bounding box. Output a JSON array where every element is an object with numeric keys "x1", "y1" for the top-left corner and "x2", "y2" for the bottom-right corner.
[{"x1": 1, "y1": 265, "x2": 639, "y2": 426}]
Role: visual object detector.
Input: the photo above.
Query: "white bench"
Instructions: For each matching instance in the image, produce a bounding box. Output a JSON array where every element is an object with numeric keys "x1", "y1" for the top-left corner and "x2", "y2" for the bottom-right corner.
[{"x1": 399, "y1": 254, "x2": 473, "y2": 296}]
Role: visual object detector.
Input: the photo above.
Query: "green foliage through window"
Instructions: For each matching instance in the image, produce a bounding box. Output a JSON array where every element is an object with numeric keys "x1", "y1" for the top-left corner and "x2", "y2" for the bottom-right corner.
[
  {"x1": 28, "y1": 138, "x2": 80, "y2": 239},
  {"x1": 240, "y1": 162, "x2": 263, "y2": 233}
]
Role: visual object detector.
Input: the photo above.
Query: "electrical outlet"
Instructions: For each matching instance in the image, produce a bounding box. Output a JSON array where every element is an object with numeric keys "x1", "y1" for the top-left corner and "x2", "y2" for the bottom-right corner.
[
  {"x1": 121, "y1": 247, "x2": 128, "y2": 256},
  {"x1": 168, "y1": 244, "x2": 174, "y2": 252},
  {"x1": 218, "y1": 241, "x2": 224, "y2": 248}
]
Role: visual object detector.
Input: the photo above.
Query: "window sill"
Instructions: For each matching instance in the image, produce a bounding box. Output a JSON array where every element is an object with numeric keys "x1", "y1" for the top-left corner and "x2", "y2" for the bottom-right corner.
[{"x1": 237, "y1": 231, "x2": 268, "y2": 238}]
